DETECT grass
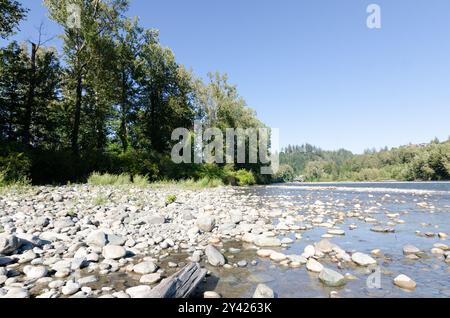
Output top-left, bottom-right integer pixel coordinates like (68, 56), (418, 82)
(87, 172), (149, 187)
(0, 170), (32, 195)
(151, 177), (224, 190)
(92, 194), (109, 206)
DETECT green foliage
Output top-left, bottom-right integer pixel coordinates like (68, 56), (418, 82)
(165, 194), (177, 205)
(282, 141), (450, 182)
(0, 2), (265, 186)
(0, 151), (31, 186)
(0, 0), (28, 39)
(229, 169), (256, 186)
(273, 164), (295, 182)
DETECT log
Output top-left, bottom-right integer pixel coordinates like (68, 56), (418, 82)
(147, 262), (207, 298)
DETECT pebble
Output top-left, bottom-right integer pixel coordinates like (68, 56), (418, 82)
(62, 282), (80, 296)
(23, 265), (48, 279)
(306, 259), (324, 273)
(253, 284), (274, 298)
(102, 245), (126, 260)
(319, 268), (346, 287)
(393, 274), (416, 290)
(204, 291), (221, 298)
(351, 252), (377, 266)
(205, 245), (226, 266)
(140, 273), (162, 284)
(133, 262), (158, 274)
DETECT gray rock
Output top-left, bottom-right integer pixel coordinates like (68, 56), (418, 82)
(133, 261), (158, 274)
(253, 284), (274, 298)
(62, 281), (80, 296)
(107, 234), (126, 246)
(197, 216), (216, 232)
(140, 273), (162, 284)
(371, 226), (395, 233)
(53, 219), (74, 230)
(0, 235), (22, 255)
(352, 252), (377, 266)
(205, 245), (225, 266)
(126, 285), (152, 298)
(403, 245), (420, 255)
(86, 230), (107, 248)
(253, 236), (282, 247)
(78, 275), (98, 285)
(306, 259), (324, 273)
(0, 287), (29, 298)
(394, 274), (416, 290)
(102, 245), (126, 260)
(319, 268), (347, 287)
(145, 215), (165, 225)
(23, 265), (48, 279)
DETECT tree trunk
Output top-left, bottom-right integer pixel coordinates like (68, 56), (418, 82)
(119, 68), (129, 152)
(147, 263), (207, 298)
(23, 42), (37, 146)
(71, 72), (82, 156)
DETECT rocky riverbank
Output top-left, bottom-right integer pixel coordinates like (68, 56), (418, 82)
(0, 185), (449, 298)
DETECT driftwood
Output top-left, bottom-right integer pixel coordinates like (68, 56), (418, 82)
(147, 262), (207, 298)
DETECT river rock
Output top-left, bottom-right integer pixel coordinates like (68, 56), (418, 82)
(403, 245), (420, 255)
(269, 252), (287, 262)
(140, 273), (162, 284)
(253, 284), (274, 298)
(253, 236), (281, 247)
(205, 245), (225, 266)
(315, 239), (335, 254)
(319, 268), (347, 287)
(0, 235), (22, 255)
(196, 216), (216, 232)
(62, 281), (80, 296)
(351, 252), (377, 266)
(303, 245), (316, 258)
(306, 259), (323, 273)
(133, 261), (158, 274)
(126, 285), (152, 298)
(23, 265), (48, 279)
(86, 230), (107, 247)
(393, 274), (416, 290)
(204, 291), (221, 298)
(256, 249), (274, 258)
(0, 287), (29, 298)
(102, 245), (126, 260)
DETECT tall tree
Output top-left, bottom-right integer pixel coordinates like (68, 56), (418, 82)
(0, 0), (28, 39)
(44, 0), (128, 156)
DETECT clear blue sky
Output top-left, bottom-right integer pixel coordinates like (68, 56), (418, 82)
(3, 0), (450, 153)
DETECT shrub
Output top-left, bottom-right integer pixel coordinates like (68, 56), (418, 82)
(0, 152), (31, 186)
(165, 194), (177, 205)
(231, 169), (256, 186)
(273, 164), (295, 182)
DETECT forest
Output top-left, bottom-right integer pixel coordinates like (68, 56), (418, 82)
(0, 0), (268, 186)
(280, 139), (450, 182)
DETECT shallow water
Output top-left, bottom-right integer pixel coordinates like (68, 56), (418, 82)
(205, 182), (450, 298)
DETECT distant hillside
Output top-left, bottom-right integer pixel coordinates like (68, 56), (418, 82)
(280, 139), (450, 182)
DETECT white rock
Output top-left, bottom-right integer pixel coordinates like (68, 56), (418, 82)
(306, 259), (324, 273)
(102, 245), (126, 260)
(393, 274), (416, 290)
(253, 284), (274, 298)
(351, 252), (377, 266)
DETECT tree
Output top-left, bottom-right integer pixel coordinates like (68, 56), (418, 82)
(44, 0), (129, 156)
(0, 0), (28, 39)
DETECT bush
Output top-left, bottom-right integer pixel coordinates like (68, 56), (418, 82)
(165, 194), (177, 205)
(273, 164), (295, 182)
(0, 152), (31, 186)
(230, 169), (256, 186)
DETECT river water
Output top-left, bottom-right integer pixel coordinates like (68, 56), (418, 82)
(205, 182), (450, 298)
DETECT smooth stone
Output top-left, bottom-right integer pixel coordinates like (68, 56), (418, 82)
(86, 230), (107, 248)
(319, 268), (347, 287)
(371, 226), (395, 233)
(0, 235), (22, 255)
(306, 259), (324, 273)
(253, 236), (281, 248)
(204, 291), (221, 298)
(23, 265), (48, 279)
(303, 245), (316, 258)
(253, 284), (274, 298)
(403, 245), (420, 255)
(196, 216), (216, 233)
(140, 273), (162, 284)
(205, 245), (226, 266)
(0, 287), (29, 298)
(269, 252), (287, 262)
(126, 285), (152, 298)
(62, 282), (80, 296)
(256, 249), (274, 258)
(133, 262), (158, 275)
(102, 245), (126, 260)
(351, 252), (377, 266)
(237, 260), (248, 267)
(394, 274), (416, 290)
(328, 229), (345, 236)
(78, 275), (98, 285)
